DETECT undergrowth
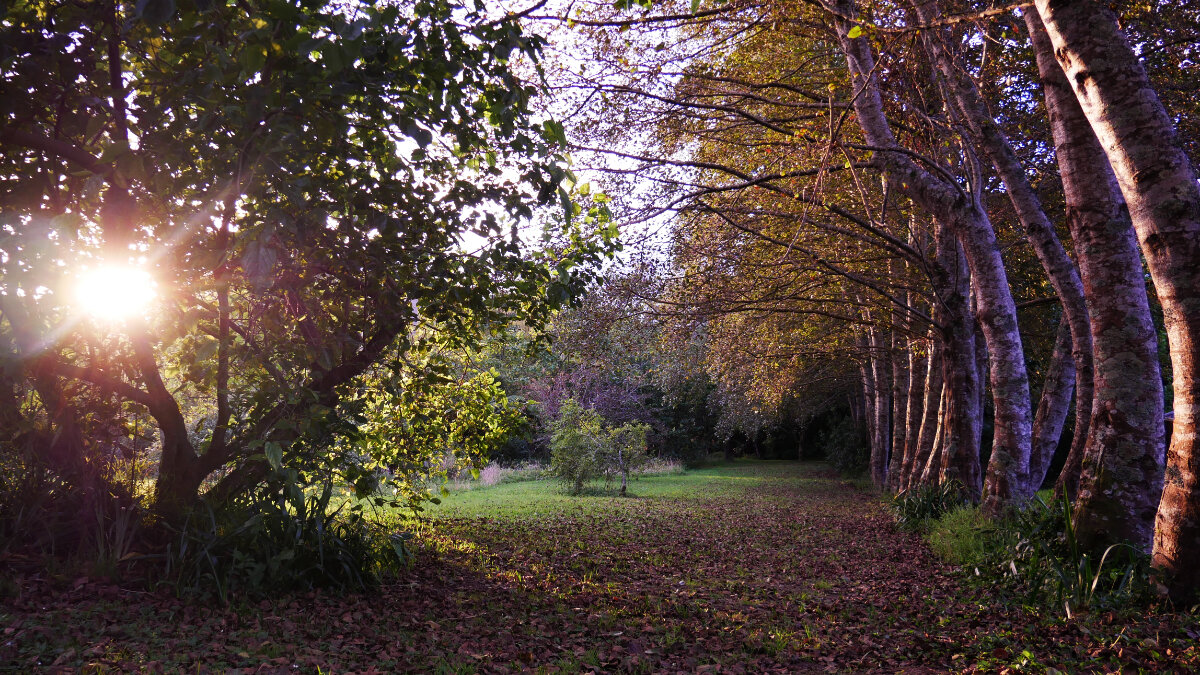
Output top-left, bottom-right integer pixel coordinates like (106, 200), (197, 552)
(0, 456), (411, 603)
(159, 479), (411, 602)
(891, 481), (967, 532)
(921, 494), (1154, 617)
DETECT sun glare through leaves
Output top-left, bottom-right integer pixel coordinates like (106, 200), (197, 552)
(74, 265), (157, 321)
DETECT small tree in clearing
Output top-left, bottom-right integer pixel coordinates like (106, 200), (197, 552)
(550, 399), (607, 494)
(550, 399), (650, 495)
(609, 422), (650, 496)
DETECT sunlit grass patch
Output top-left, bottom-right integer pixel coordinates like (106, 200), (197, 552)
(425, 461), (820, 519)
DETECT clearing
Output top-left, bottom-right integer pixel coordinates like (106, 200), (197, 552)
(3, 461), (1198, 673)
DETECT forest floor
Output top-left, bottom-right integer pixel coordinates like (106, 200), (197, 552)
(3, 461), (1199, 673)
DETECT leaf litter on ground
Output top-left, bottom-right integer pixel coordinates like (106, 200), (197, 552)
(2, 462), (1197, 673)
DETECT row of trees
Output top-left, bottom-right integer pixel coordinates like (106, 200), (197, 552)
(544, 0), (1200, 600)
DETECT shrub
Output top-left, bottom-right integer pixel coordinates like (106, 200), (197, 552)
(549, 399), (651, 495)
(892, 481), (967, 532)
(163, 479), (409, 602)
(923, 495), (1153, 616)
(550, 400), (609, 493)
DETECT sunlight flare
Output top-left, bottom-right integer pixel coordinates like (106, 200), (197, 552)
(74, 265), (157, 321)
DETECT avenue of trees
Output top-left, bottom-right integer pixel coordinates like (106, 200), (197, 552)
(3, 0), (1200, 606)
(539, 0), (1200, 601)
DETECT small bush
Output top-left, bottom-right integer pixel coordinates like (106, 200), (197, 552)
(164, 479), (408, 602)
(549, 399), (650, 495)
(892, 481), (967, 532)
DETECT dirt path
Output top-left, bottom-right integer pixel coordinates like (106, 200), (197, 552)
(2, 462), (1196, 672)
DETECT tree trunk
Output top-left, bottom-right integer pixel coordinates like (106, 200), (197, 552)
(935, 231), (983, 500)
(856, 329), (877, 478)
(831, 6), (1032, 511)
(908, 330), (944, 490)
(888, 302), (910, 492)
(1029, 319), (1076, 490)
(867, 324), (892, 488)
(899, 339), (927, 491)
(917, 0), (1093, 501)
(920, 382), (948, 486)
(619, 447), (627, 496)
(1027, 8), (1168, 555)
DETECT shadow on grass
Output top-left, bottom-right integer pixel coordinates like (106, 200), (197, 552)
(561, 484), (646, 499)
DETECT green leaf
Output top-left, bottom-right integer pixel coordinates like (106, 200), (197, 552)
(542, 120), (567, 147)
(847, 25), (863, 39)
(690, 0), (700, 13)
(265, 441), (283, 471)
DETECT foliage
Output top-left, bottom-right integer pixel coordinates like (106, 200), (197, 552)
(549, 399), (650, 494)
(350, 363), (526, 509)
(164, 480), (407, 602)
(891, 481), (968, 532)
(0, 451), (142, 563)
(0, 0), (615, 526)
(475, 268), (722, 466)
(924, 497), (1154, 617)
(550, 400), (609, 493)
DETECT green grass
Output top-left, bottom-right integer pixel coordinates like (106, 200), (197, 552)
(426, 460), (811, 519)
(926, 504), (992, 566)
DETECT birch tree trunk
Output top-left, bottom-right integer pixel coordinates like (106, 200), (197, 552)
(829, 6), (1030, 509)
(868, 325), (893, 488)
(920, 383), (948, 486)
(900, 340), (927, 490)
(1027, 9), (1167, 554)
(888, 293), (911, 492)
(935, 231), (983, 499)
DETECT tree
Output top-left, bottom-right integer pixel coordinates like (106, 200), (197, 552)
(1024, 10), (1164, 553)
(0, 0), (614, 522)
(550, 398), (610, 493)
(1033, 0), (1200, 601)
(549, 398), (649, 495)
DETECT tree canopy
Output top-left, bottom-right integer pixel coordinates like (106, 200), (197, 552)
(0, 0), (615, 521)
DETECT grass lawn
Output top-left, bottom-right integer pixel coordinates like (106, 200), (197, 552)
(2, 460), (1198, 673)
(426, 460), (806, 519)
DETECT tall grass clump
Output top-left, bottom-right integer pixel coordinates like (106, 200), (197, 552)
(926, 505), (991, 566)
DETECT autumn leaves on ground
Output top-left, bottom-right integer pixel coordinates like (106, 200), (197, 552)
(3, 462), (1196, 673)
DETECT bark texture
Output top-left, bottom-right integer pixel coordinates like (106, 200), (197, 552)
(908, 331), (944, 490)
(1033, 4), (1187, 572)
(888, 309), (911, 492)
(1029, 320), (1076, 490)
(934, 230), (982, 499)
(917, 0), (1093, 500)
